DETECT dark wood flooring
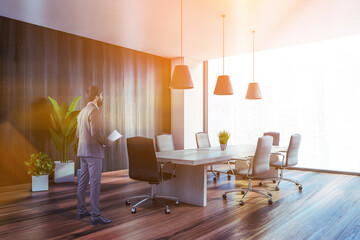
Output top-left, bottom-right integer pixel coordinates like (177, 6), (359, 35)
(0, 169), (359, 240)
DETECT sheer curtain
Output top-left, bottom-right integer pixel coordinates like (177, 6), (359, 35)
(208, 34), (360, 173)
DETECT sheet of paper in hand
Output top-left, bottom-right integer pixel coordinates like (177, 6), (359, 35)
(108, 130), (123, 141)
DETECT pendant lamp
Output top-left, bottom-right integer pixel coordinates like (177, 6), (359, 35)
(170, 0), (194, 89)
(245, 31), (262, 99)
(214, 15), (234, 95)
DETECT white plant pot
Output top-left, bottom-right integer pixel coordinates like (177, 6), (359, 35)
(220, 144), (227, 151)
(54, 161), (75, 183)
(32, 175), (49, 192)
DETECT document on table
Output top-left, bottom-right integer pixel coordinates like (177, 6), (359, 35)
(108, 130), (123, 141)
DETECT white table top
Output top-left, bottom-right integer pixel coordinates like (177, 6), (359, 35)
(156, 145), (287, 166)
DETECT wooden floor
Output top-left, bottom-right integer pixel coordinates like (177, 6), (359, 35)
(0, 169), (359, 240)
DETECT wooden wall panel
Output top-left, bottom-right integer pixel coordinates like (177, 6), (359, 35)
(0, 16), (171, 186)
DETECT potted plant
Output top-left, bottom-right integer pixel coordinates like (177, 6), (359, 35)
(218, 130), (230, 151)
(48, 96), (81, 183)
(25, 152), (55, 191)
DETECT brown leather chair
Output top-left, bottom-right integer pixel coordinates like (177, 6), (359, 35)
(260, 134), (302, 191)
(126, 137), (179, 214)
(223, 135), (274, 206)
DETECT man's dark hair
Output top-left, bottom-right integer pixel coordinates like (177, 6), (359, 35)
(86, 85), (102, 102)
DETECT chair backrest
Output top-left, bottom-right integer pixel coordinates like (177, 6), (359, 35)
(156, 134), (175, 152)
(126, 137), (159, 183)
(195, 132), (211, 148)
(252, 135), (273, 176)
(286, 134), (301, 167)
(264, 132), (280, 146)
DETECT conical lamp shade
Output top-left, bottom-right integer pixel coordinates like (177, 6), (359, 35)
(245, 82), (262, 99)
(170, 65), (194, 89)
(214, 75), (234, 95)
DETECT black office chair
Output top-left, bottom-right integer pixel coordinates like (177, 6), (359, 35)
(259, 134), (302, 191)
(126, 137), (179, 214)
(223, 135), (274, 206)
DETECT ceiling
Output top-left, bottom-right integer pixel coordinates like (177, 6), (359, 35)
(1, 0), (360, 60)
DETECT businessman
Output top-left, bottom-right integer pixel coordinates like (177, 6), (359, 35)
(76, 85), (114, 225)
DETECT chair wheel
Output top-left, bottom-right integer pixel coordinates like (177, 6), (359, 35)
(125, 200), (131, 205)
(275, 186), (280, 191)
(213, 177), (217, 182)
(222, 194), (227, 200)
(165, 207), (170, 214)
(131, 207), (136, 214)
(227, 175), (231, 180)
(268, 193), (272, 197)
(268, 199), (273, 205)
(259, 182), (263, 187)
(217, 172), (220, 177)
(272, 180), (277, 183)
(241, 191), (245, 195)
(239, 200), (245, 206)
(175, 200), (180, 205)
(299, 185), (303, 191)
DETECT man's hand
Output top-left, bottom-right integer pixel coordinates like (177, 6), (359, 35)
(108, 140), (115, 147)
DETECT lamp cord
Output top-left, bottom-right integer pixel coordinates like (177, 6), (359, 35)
(253, 30), (255, 83)
(222, 15), (225, 75)
(181, 0), (183, 65)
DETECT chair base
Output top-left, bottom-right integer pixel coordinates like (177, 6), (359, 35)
(223, 179), (273, 205)
(260, 168), (302, 191)
(125, 184), (179, 214)
(208, 161), (235, 181)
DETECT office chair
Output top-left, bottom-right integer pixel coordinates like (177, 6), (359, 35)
(223, 135), (274, 206)
(264, 132), (280, 146)
(259, 134), (302, 191)
(262, 131), (281, 182)
(195, 132), (231, 181)
(126, 137), (179, 214)
(195, 132), (211, 148)
(156, 134), (175, 152)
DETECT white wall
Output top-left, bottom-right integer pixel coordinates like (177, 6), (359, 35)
(184, 58), (203, 149)
(171, 57), (203, 150)
(171, 57), (184, 150)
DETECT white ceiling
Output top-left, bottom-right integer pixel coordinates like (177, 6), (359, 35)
(1, 0), (360, 60)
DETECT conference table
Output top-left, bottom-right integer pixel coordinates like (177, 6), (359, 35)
(154, 144), (286, 207)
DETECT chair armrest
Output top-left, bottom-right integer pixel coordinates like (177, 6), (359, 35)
(245, 160), (252, 176)
(159, 162), (177, 180)
(271, 152), (283, 155)
(231, 156), (253, 161)
(231, 157), (253, 176)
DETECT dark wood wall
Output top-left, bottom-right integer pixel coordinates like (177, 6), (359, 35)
(0, 16), (171, 187)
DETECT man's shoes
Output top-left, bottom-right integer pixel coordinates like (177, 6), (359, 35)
(91, 216), (112, 225)
(77, 211), (91, 220)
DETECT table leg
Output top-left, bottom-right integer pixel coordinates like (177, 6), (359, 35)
(154, 164), (207, 207)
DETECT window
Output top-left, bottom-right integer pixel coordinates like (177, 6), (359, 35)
(208, 34), (360, 173)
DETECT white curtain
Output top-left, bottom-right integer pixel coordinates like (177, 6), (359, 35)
(208, 34), (360, 173)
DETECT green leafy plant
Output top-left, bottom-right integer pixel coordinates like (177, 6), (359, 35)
(218, 130), (230, 144)
(25, 152), (55, 176)
(48, 96), (81, 163)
